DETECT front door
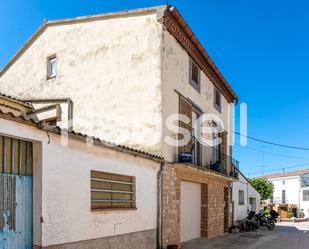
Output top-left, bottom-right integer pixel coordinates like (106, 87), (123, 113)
(180, 181), (201, 242)
(0, 136), (33, 249)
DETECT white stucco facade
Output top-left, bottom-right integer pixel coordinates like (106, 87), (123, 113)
(232, 170), (260, 222)
(0, 117), (160, 247)
(270, 176), (300, 205)
(268, 175), (309, 218)
(0, 11), (163, 155)
(161, 30), (233, 162)
(0, 7), (236, 165)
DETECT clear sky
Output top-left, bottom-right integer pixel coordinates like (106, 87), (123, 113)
(1, 0), (309, 177)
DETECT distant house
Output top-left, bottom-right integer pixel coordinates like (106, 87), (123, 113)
(0, 93), (162, 249)
(262, 168), (309, 218)
(232, 169), (260, 222)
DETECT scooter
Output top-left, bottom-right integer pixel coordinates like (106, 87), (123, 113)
(270, 209), (279, 223)
(256, 210), (275, 230)
(245, 211), (259, 231)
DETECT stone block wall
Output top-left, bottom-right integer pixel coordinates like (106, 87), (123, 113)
(161, 164), (233, 248)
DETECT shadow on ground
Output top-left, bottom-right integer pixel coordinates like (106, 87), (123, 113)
(181, 222), (309, 249)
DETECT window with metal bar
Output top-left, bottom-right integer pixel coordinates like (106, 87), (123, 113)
(303, 190), (309, 201)
(0, 135), (33, 176)
(91, 171), (135, 210)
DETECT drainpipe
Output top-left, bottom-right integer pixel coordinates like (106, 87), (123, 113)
(157, 162), (164, 249)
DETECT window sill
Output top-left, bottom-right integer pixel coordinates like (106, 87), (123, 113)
(91, 207), (137, 212)
(214, 104), (222, 113)
(47, 75), (56, 80)
(189, 81), (201, 94)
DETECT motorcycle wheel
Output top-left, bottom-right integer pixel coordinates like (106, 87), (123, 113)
(267, 221), (275, 230)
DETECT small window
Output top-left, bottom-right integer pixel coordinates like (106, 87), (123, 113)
(214, 88), (221, 112)
(303, 190), (309, 201)
(91, 171), (135, 210)
(282, 190), (286, 204)
(47, 56), (57, 79)
(282, 180), (285, 185)
(239, 190), (245, 205)
(189, 59), (200, 92)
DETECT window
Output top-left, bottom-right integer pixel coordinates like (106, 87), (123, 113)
(214, 88), (221, 112)
(282, 190), (286, 204)
(303, 190), (309, 201)
(90, 171), (135, 210)
(282, 180), (285, 185)
(212, 121), (220, 163)
(189, 59), (200, 92)
(47, 56), (57, 79)
(239, 190), (245, 205)
(270, 195), (274, 204)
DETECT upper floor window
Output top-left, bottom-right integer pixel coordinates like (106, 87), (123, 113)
(214, 88), (221, 112)
(189, 59), (200, 92)
(303, 190), (309, 201)
(47, 55), (57, 79)
(239, 190), (245, 205)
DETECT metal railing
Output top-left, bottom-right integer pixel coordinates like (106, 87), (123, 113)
(269, 197), (289, 204)
(174, 135), (240, 179)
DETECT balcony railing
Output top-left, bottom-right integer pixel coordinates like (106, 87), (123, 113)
(269, 197), (289, 204)
(173, 135), (239, 179)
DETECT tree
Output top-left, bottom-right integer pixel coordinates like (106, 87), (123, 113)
(250, 178), (274, 202)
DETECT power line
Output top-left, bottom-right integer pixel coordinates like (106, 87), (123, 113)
(235, 143), (309, 160)
(234, 131), (309, 151)
(246, 162), (309, 176)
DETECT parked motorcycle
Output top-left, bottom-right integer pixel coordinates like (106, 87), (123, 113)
(256, 210), (275, 230)
(245, 211), (259, 231)
(270, 209), (279, 223)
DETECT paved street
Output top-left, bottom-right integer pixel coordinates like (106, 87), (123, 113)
(182, 222), (309, 249)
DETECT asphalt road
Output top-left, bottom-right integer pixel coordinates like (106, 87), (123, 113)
(182, 222), (309, 249)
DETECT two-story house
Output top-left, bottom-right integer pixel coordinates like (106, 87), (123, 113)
(0, 5), (239, 248)
(263, 168), (309, 219)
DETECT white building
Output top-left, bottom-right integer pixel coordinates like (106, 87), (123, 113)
(0, 5), (240, 248)
(0, 94), (162, 249)
(232, 169), (260, 222)
(263, 168), (309, 218)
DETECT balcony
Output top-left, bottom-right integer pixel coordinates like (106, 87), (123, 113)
(173, 135), (239, 179)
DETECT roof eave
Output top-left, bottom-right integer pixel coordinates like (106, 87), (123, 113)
(165, 6), (238, 103)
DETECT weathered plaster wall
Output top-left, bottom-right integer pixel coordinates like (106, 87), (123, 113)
(0, 118), (160, 247)
(41, 132), (159, 247)
(161, 30), (233, 162)
(0, 13), (163, 155)
(232, 172), (260, 222)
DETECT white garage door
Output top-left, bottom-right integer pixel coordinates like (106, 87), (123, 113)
(180, 181), (201, 242)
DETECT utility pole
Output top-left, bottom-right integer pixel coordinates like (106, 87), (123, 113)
(260, 165), (268, 175)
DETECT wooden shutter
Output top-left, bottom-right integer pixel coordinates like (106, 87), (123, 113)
(219, 131), (228, 174)
(179, 95), (193, 153)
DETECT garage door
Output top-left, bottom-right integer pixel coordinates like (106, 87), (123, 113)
(180, 181), (201, 242)
(0, 136), (33, 249)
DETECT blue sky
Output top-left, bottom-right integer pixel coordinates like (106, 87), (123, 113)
(1, 0), (309, 177)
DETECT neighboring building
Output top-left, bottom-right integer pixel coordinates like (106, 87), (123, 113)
(0, 5), (239, 248)
(232, 169), (260, 223)
(262, 168), (309, 218)
(0, 94), (162, 249)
